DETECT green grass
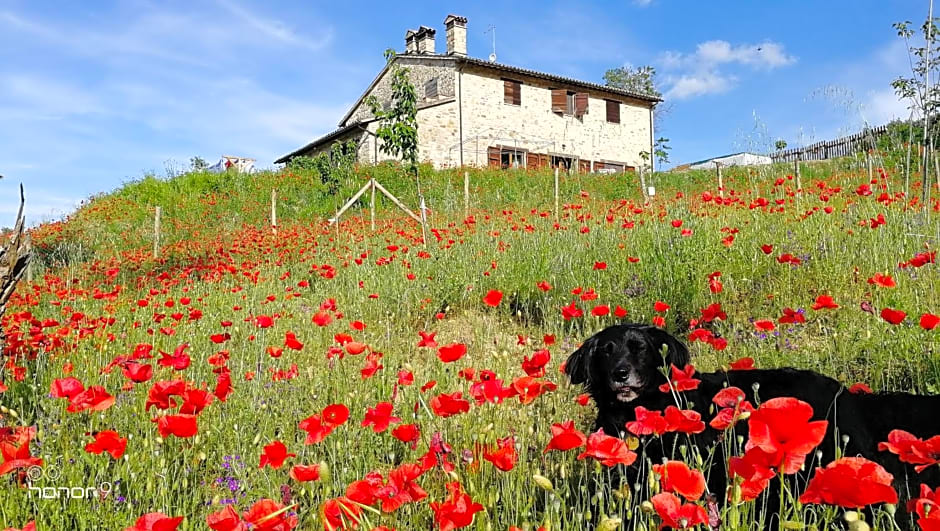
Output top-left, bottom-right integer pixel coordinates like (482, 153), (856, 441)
(1, 155), (938, 529)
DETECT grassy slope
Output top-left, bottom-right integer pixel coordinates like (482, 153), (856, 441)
(1, 157), (938, 529)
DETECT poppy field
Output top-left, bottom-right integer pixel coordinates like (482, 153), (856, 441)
(1, 159), (939, 530)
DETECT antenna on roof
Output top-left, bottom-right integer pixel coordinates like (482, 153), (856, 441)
(484, 25), (497, 62)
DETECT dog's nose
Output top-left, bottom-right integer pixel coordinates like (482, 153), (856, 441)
(612, 369), (630, 382)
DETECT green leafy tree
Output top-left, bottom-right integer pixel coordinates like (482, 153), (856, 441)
(654, 137), (671, 167)
(366, 49), (419, 176)
(189, 156), (207, 171)
(775, 139), (788, 151)
(603, 65), (661, 99)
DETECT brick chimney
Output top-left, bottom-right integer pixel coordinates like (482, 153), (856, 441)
(414, 26), (436, 54)
(444, 15), (467, 56)
(404, 29), (417, 54)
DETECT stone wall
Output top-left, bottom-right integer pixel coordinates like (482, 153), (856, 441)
(456, 64), (653, 170)
(343, 56), (456, 126)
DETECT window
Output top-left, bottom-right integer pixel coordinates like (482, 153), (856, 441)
(503, 79), (521, 105)
(595, 162), (624, 174)
(425, 77), (439, 100)
(500, 149), (526, 169)
(551, 155), (573, 172)
(552, 89), (588, 116)
(606, 100), (620, 123)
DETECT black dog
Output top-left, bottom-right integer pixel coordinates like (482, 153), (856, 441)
(565, 323), (940, 528)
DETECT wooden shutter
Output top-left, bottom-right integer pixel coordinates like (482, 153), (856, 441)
(606, 100), (620, 123)
(551, 89), (566, 113)
(487, 146), (501, 167)
(574, 93), (589, 117)
(579, 159), (591, 173)
(527, 152), (542, 170)
(425, 78), (438, 99)
(504, 80), (521, 105)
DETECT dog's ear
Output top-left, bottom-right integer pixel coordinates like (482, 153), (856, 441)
(565, 336), (599, 386)
(643, 327), (690, 369)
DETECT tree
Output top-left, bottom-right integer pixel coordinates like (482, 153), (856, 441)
(603, 65), (661, 99)
(190, 156), (207, 171)
(366, 49), (419, 176)
(654, 137), (671, 167)
(775, 139), (788, 151)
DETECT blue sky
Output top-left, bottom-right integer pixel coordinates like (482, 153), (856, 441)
(0, 0), (928, 223)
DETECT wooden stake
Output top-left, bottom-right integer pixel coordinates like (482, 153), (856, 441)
(329, 180), (373, 225)
(25, 238), (32, 284)
(372, 180), (423, 223)
(795, 155), (802, 191)
(271, 189), (277, 234)
(867, 154), (873, 183)
(153, 206), (161, 259)
(554, 167), (560, 221)
(639, 167), (648, 203)
(715, 162), (724, 198)
(463, 171), (469, 218)
(370, 178), (376, 231)
(419, 196), (429, 248)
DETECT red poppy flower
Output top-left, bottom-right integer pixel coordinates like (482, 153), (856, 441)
(437, 343), (468, 363)
(591, 305), (610, 316)
(664, 406), (706, 434)
(778, 307), (806, 324)
(284, 332), (303, 351)
(84, 430), (128, 459)
(909, 484), (940, 527)
(122, 362), (153, 383)
(361, 402), (400, 433)
(259, 440), (295, 470)
(760, 244), (774, 254)
(242, 499), (298, 530)
(881, 307), (907, 325)
(561, 301), (583, 320)
(653, 460), (706, 501)
(66, 386), (115, 413)
(799, 457), (898, 508)
(483, 436), (518, 471)
(754, 320), (775, 331)
(311, 310), (332, 327)
(344, 341), (367, 355)
(812, 295), (839, 310)
(654, 301), (671, 312)
(626, 406), (668, 436)
(537, 280), (552, 291)
(206, 505), (243, 531)
(878, 430), (940, 472)
(50, 377), (85, 399)
(593, 261), (607, 270)
(508, 376), (557, 404)
(849, 382), (873, 394)
(650, 492), (708, 529)
(521, 349), (551, 377)
(429, 482), (484, 531)
(544, 420), (587, 453)
(289, 463), (322, 482)
(392, 424), (421, 450)
(482, 290), (503, 307)
(152, 414), (198, 438)
(747, 397), (827, 474)
(699, 303), (726, 322)
(658, 364), (700, 393)
(729, 447), (777, 501)
(0, 427), (42, 478)
(430, 392), (471, 418)
(210, 333), (231, 344)
(123, 513), (184, 531)
(867, 273), (896, 288)
(614, 305), (628, 318)
(652, 315), (666, 327)
(709, 386), (754, 430)
(921, 313), (940, 331)
(157, 344), (191, 371)
(417, 331), (438, 348)
(729, 357), (755, 370)
(179, 388), (214, 415)
(578, 430), (637, 467)
(255, 315), (274, 328)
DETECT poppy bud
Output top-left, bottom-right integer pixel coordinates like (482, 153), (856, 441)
(532, 474), (554, 492)
(597, 517), (622, 531)
(640, 500), (655, 514)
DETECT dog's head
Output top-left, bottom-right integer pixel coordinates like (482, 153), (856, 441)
(564, 324), (690, 403)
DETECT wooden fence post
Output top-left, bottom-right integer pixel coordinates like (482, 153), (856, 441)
(867, 154), (873, 183)
(554, 167), (560, 221)
(795, 155), (802, 191)
(639, 167), (648, 203)
(464, 171), (469, 218)
(715, 162), (724, 198)
(153, 206), (161, 259)
(370, 178), (376, 231)
(26, 238), (32, 284)
(271, 189), (277, 234)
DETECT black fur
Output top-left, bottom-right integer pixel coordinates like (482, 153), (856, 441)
(565, 324), (940, 528)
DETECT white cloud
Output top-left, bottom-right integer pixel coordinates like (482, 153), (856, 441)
(665, 72), (735, 100)
(215, 0), (333, 52)
(658, 39), (796, 100)
(633, 0), (654, 6)
(862, 87), (913, 124)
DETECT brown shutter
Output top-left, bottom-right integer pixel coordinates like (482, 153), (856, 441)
(606, 100), (620, 123)
(504, 80), (521, 105)
(574, 93), (589, 117)
(579, 159), (591, 173)
(487, 146), (500, 167)
(425, 78), (438, 99)
(540, 153), (549, 168)
(551, 89), (566, 113)
(527, 152), (541, 170)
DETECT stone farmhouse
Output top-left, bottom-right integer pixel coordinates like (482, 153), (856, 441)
(276, 15), (661, 173)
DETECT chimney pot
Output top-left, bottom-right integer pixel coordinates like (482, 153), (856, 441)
(444, 15), (467, 56)
(404, 29), (417, 54)
(414, 26), (436, 54)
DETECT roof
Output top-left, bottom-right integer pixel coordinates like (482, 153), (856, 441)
(456, 56), (662, 104)
(687, 152), (772, 168)
(337, 53), (660, 127)
(274, 121), (363, 164)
